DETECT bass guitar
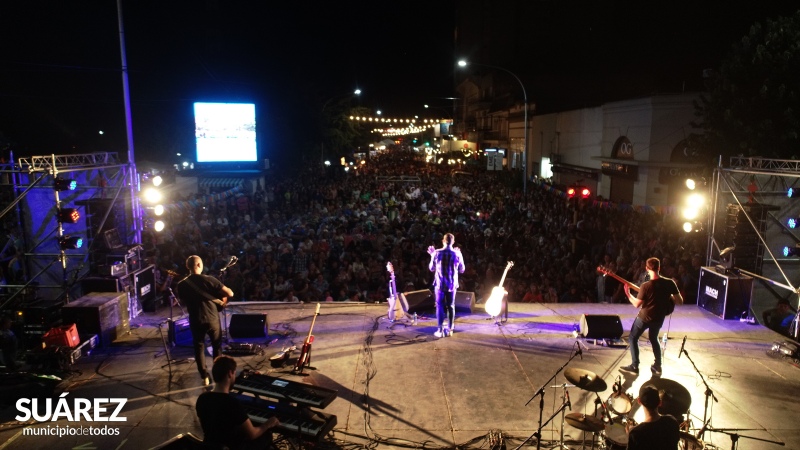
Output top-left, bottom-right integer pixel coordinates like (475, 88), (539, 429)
(293, 303), (321, 375)
(485, 261), (514, 318)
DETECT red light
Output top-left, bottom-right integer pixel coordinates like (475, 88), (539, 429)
(57, 208), (80, 224)
(567, 188), (576, 197)
(581, 188), (591, 198)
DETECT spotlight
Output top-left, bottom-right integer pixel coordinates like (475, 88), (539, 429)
(154, 220), (165, 232)
(783, 244), (800, 257)
(580, 187), (591, 199)
(57, 208), (80, 224)
(143, 187), (162, 203)
(789, 218), (799, 229)
(58, 236), (83, 250)
(54, 177), (77, 191)
(683, 221), (703, 233)
(567, 187), (576, 198)
(152, 175), (163, 187)
(788, 188), (796, 198)
(685, 178), (696, 190)
(154, 205), (165, 216)
(686, 193), (705, 208)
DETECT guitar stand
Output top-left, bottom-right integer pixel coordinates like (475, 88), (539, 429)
(292, 349), (314, 376)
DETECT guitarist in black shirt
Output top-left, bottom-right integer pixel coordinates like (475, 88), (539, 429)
(620, 257), (683, 376)
(177, 255), (233, 386)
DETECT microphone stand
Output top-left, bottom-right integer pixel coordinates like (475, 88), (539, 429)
(217, 256), (237, 342)
(704, 427), (785, 449)
(680, 344), (717, 440)
(515, 347), (582, 450)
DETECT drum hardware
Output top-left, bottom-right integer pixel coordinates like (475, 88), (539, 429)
(515, 343), (586, 450)
(604, 415), (636, 450)
(675, 338), (716, 440)
(565, 412), (604, 450)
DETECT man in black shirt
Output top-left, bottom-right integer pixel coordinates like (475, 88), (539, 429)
(620, 257), (683, 376)
(626, 385), (680, 450)
(178, 255), (233, 385)
(196, 356), (279, 449)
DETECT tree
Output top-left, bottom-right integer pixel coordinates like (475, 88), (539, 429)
(694, 10), (800, 159)
(322, 102), (371, 159)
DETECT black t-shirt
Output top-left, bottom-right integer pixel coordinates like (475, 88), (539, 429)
(637, 277), (679, 323)
(627, 414), (680, 450)
(196, 392), (249, 449)
(177, 274), (225, 325)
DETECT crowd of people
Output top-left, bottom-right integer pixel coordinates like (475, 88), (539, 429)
(146, 149), (706, 311)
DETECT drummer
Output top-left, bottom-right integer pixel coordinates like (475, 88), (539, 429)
(626, 385), (680, 450)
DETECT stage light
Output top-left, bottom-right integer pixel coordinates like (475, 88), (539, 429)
(783, 244), (800, 257)
(154, 205), (164, 216)
(682, 207), (700, 220)
(788, 188), (796, 198)
(54, 177), (77, 191)
(57, 208), (80, 223)
(581, 187), (591, 199)
(154, 220), (165, 232)
(789, 218), (799, 229)
(686, 178), (696, 190)
(143, 187), (162, 203)
(683, 221), (703, 233)
(152, 175), (163, 187)
(58, 236), (83, 250)
(686, 193), (705, 208)
(567, 187), (576, 198)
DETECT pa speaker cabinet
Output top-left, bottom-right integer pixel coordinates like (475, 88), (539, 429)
(132, 265), (157, 312)
(579, 314), (623, 339)
(229, 313), (268, 339)
(698, 266), (753, 320)
(62, 291), (129, 347)
(401, 289), (434, 313)
(454, 291), (476, 313)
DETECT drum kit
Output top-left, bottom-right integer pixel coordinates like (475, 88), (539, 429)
(561, 368), (701, 449)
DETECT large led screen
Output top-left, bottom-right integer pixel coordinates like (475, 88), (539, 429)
(194, 102), (257, 162)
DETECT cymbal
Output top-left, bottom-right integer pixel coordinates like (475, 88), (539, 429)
(564, 368), (608, 392)
(565, 412), (605, 432)
(642, 378), (692, 417)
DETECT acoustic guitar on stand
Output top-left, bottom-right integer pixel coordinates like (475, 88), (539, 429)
(293, 303), (321, 375)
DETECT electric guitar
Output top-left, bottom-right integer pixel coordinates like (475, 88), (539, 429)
(293, 303), (321, 374)
(485, 261), (514, 317)
(596, 265), (640, 292)
(386, 262), (404, 321)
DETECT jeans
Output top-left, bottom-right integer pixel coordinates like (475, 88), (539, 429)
(191, 320), (221, 378)
(435, 289), (456, 331)
(628, 316), (664, 368)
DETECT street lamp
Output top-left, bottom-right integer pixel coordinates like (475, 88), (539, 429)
(458, 60), (528, 195)
(321, 88), (362, 165)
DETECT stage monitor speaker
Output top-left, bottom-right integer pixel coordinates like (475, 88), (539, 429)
(401, 289), (434, 313)
(454, 291), (476, 313)
(579, 314), (623, 339)
(229, 314), (268, 339)
(698, 266), (753, 320)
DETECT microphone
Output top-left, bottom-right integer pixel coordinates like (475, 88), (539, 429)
(679, 335), (687, 359)
(565, 390), (571, 411)
(575, 342), (582, 360)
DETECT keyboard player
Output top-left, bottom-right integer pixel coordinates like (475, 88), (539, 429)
(196, 356), (281, 450)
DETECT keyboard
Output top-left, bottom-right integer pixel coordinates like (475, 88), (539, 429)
(233, 371), (337, 409)
(232, 393), (337, 441)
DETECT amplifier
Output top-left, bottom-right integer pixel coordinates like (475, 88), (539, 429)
(698, 267), (753, 320)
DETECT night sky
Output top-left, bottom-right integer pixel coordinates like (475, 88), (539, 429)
(0, 1), (797, 166)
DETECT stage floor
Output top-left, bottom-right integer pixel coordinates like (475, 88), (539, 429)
(1, 301), (798, 450)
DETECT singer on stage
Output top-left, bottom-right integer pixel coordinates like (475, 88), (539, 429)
(428, 233), (465, 338)
(177, 255), (234, 386)
(620, 257), (683, 376)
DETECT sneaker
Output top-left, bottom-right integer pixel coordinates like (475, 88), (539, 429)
(434, 330), (444, 338)
(443, 328), (451, 337)
(650, 365), (662, 376)
(619, 364), (639, 374)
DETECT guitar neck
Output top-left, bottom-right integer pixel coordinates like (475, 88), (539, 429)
(605, 272), (640, 291)
(305, 303), (321, 343)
